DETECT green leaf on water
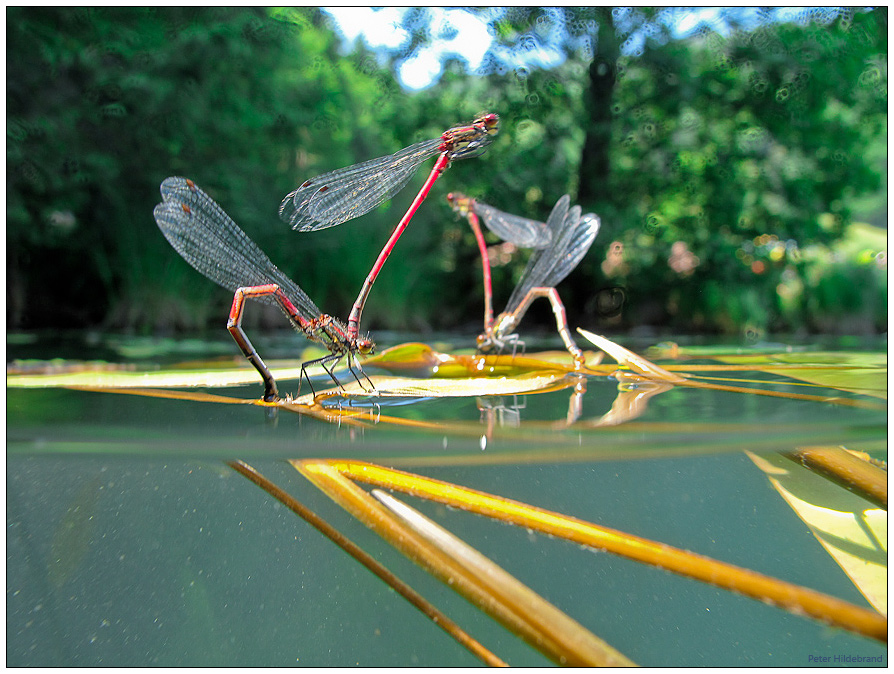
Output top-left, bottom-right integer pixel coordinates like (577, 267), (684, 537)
(705, 352), (886, 400)
(290, 372), (573, 405)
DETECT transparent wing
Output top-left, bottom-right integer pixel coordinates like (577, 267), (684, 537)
(155, 177), (322, 318)
(503, 196), (599, 313)
(541, 212), (600, 288)
(544, 195), (571, 238)
(501, 195), (569, 311)
(279, 138), (443, 232)
(472, 201), (552, 248)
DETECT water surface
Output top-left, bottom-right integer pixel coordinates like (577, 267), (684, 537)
(7, 332), (887, 666)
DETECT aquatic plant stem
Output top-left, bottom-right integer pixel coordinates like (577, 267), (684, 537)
(294, 459), (635, 667)
(227, 460), (507, 667)
(318, 459), (887, 643)
(785, 446), (887, 509)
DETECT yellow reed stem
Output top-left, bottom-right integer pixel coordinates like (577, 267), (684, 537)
(294, 459), (636, 667)
(321, 460), (887, 643)
(785, 446), (887, 509)
(228, 460), (507, 667)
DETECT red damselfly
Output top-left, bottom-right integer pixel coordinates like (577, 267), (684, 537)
(448, 192), (600, 367)
(154, 177), (374, 402)
(280, 113), (499, 339)
(447, 191), (552, 329)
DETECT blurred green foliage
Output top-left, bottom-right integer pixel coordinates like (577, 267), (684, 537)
(6, 7), (887, 338)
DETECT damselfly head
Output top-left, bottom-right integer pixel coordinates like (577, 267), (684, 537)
(476, 333), (495, 353)
(476, 112), (500, 135)
(446, 192), (471, 216)
(355, 335), (375, 355)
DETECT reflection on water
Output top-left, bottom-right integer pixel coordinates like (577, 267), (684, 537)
(6, 334), (887, 666)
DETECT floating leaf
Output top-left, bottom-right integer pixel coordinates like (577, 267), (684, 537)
(291, 371), (573, 405)
(648, 348), (885, 392)
(7, 364), (286, 390)
(708, 352), (887, 400)
(646, 342), (818, 359)
(366, 342), (602, 379)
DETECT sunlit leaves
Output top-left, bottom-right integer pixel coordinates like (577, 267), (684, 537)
(8, 7), (886, 338)
(599, 9), (886, 333)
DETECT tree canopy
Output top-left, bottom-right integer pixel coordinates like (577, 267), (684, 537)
(7, 7), (887, 337)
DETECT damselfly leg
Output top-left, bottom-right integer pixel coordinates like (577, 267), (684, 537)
(299, 350), (375, 399)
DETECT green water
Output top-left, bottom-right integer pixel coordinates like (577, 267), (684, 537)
(6, 333), (887, 666)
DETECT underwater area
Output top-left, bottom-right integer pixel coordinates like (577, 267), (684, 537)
(6, 330), (887, 666)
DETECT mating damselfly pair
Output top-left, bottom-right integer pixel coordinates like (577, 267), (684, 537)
(154, 112), (601, 401)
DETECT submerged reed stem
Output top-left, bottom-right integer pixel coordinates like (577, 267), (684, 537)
(227, 460), (507, 667)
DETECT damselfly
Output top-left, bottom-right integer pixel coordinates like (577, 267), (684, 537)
(448, 192), (600, 366)
(154, 177), (374, 402)
(281, 113), (499, 339)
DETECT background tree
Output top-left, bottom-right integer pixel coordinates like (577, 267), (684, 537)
(6, 7), (887, 338)
(446, 6), (886, 334)
(7, 7), (414, 331)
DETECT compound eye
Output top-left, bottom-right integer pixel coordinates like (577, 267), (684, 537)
(357, 339), (375, 354)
